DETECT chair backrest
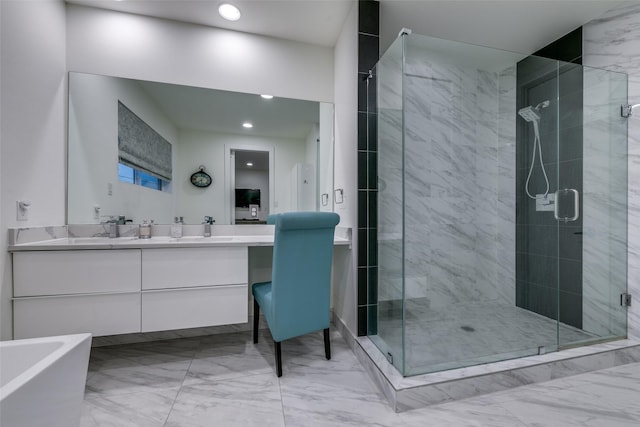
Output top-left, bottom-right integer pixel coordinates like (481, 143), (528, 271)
(269, 211), (340, 341)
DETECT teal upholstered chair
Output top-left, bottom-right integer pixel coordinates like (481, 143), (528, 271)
(252, 211), (340, 377)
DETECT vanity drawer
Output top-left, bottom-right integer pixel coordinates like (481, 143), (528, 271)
(13, 250), (141, 297)
(141, 247), (248, 290)
(141, 284), (248, 332)
(13, 293), (141, 339)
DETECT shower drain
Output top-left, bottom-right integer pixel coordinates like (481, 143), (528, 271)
(460, 325), (475, 332)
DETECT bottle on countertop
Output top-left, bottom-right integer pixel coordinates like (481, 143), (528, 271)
(139, 220), (152, 239)
(203, 215), (214, 237)
(171, 216), (183, 238)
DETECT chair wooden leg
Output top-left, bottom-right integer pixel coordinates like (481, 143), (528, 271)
(275, 341), (282, 377)
(323, 328), (331, 360)
(253, 298), (260, 344)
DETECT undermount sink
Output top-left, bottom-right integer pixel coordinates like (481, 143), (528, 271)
(67, 237), (137, 244)
(132, 236), (237, 243)
(174, 236), (236, 242)
(42, 235), (242, 246)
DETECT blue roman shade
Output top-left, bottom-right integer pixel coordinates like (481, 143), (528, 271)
(118, 101), (172, 181)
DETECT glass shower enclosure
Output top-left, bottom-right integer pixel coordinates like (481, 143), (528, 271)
(370, 33), (628, 377)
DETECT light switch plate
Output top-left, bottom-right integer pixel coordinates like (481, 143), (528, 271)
(16, 201), (28, 221)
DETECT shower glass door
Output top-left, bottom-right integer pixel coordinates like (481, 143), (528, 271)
(557, 64), (628, 347)
(517, 56), (628, 353)
(371, 38), (405, 373)
(371, 32), (628, 377)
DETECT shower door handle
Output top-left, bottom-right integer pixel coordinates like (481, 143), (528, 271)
(554, 189), (579, 222)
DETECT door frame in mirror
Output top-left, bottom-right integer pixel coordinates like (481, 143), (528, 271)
(224, 144), (275, 224)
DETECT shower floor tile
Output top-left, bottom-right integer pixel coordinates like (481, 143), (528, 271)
(375, 300), (597, 375)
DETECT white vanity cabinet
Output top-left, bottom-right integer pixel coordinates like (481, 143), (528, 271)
(12, 250), (142, 339)
(140, 247), (248, 332)
(12, 246), (250, 339)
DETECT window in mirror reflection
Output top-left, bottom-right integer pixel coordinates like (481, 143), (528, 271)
(118, 163), (167, 192)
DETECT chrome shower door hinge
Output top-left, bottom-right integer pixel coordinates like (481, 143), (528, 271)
(621, 293), (632, 307)
(386, 352), (394, 364)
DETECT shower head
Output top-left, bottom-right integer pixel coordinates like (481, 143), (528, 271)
(535, 100), (550, 110)
(518, 106), (540, 123)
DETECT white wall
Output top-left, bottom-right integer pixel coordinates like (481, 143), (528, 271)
(304, 124), (319, 210)
(332, 2), (358, 335)
(0, 0), (67, 340)
(68, 73), (177, 224)
(66, 5), (334, 103)
(176, 129), (306, 223)
(319, 103), (336, 213)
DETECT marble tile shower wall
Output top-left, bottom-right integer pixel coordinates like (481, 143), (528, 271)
(583, 3), (640, 341)
(377, 54), (517, 308)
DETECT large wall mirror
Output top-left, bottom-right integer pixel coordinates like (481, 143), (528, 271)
(68, 72), (334, 225)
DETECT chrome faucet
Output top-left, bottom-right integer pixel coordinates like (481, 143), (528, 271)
(104, 215), (125, 238)
(203, 216), (214, 237)
(104, 218), (119, 238)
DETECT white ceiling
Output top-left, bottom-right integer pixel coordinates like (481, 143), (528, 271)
(235, 149), (269, 171)
(68, 1), (627, 141)
(136, 79), (320, 139)
(66, 0), (354, 47)
(378, 0), (626, 54)
(66, 0), (625, 54)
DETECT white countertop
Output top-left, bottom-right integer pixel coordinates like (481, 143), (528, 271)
(8, 234), (351, 251)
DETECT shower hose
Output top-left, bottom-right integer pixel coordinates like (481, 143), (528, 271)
(524, 119), (550, 200)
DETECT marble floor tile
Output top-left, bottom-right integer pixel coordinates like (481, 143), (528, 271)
(85, 338), (197, 396)
(88, 337), (200, 371)
(399, 398), (528, 427)
(497, 392), (640, 426)
(279, 377), (398, 427)
(85, 360), (192, 396)
(186, 332), (275, 382)
(80, 388), (179, 427)
(81, 331), (640, 427)
(165, 373), (285, 427)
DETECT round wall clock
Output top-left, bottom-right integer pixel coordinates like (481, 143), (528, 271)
(190, 166), (212, 188)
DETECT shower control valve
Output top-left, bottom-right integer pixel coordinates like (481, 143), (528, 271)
(535, 193), (555, 212)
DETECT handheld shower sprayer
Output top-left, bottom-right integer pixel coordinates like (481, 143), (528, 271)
(519, 100), (550, 200)
(518, 106), (540, 123)
(518, 100), (549, 122)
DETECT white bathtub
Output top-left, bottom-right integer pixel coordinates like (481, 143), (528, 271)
(0, 333), (92, 427)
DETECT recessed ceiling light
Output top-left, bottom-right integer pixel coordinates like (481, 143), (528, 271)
(219, 3), (241, 21)
(242, 122), (253, 128)
(260, 94), (274, 99)
(246, 162), (253, 167)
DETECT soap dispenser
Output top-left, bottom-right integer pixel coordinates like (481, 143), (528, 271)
(171, 216), (183, 238)
(139, 220), (151, 239)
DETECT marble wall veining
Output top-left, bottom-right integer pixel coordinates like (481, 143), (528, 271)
(375, 34), (518, 373)
(583, 3), (640, 341)
(399, 56), (516, 308)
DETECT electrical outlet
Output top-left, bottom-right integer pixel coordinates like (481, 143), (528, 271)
(108, 182), (113, 196)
